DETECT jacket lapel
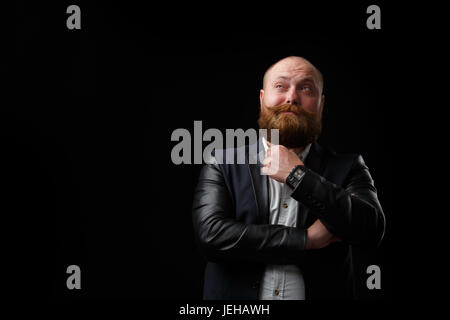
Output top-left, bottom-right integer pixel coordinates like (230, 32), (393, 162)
(248, 137), (270, 224)
(299, 142), (328, 228)
(304, 142), (326, 175)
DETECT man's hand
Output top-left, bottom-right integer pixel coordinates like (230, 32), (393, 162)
(306, 219), (342, 249)
(262, 144), (303, 182)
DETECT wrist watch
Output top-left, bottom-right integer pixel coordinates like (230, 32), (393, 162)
(286, 165), (307, 189)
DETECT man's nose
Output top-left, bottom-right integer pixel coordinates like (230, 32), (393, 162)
(285, 88), (300, 105)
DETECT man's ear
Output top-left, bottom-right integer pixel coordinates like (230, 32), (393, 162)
(259, 89), (264, 110)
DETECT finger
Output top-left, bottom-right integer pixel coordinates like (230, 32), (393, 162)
(263, 166), (276, 176)
(261, 166), (268, 175)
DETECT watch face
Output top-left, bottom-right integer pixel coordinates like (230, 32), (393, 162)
(288, 174), (297, 187)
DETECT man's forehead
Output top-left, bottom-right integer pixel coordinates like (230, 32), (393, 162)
(270, 69), (317, 84)
(263, 56), (323, 92)
(269, 60), (317, 81)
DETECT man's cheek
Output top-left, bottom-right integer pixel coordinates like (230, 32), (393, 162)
(265, 95), (283, 107)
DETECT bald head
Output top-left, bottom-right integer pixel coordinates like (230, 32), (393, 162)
(263, 56), (324, 95)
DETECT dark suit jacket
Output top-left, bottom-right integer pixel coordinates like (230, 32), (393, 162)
(192, 138), (385, 300)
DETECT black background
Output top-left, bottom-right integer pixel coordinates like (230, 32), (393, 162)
(8, 1), (398, 301)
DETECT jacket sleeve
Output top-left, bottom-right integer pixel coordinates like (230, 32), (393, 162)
(291, 155), (385, 247)
(192, 163), (307, 264)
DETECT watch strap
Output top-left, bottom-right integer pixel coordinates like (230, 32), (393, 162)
(286, 165), (306, 189)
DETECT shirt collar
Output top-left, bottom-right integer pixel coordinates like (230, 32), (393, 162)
(262, 137), (311, 162)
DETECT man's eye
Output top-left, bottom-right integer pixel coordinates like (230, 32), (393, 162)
(300, 86), (313, 94)
(275, 84), (284, 89)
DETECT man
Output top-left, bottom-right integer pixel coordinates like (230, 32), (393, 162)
(192, 56), (385, 300)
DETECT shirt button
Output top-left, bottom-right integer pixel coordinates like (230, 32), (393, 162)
(274, 289), (279, 296)
(283, 203), (288, 208)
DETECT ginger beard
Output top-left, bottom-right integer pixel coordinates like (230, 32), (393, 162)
(258, 103), (323, 149)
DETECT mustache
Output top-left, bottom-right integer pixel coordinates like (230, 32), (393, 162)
(267, 104), (316, 117)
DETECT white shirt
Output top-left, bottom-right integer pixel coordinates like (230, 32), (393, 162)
(258, 138), (311, 300)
